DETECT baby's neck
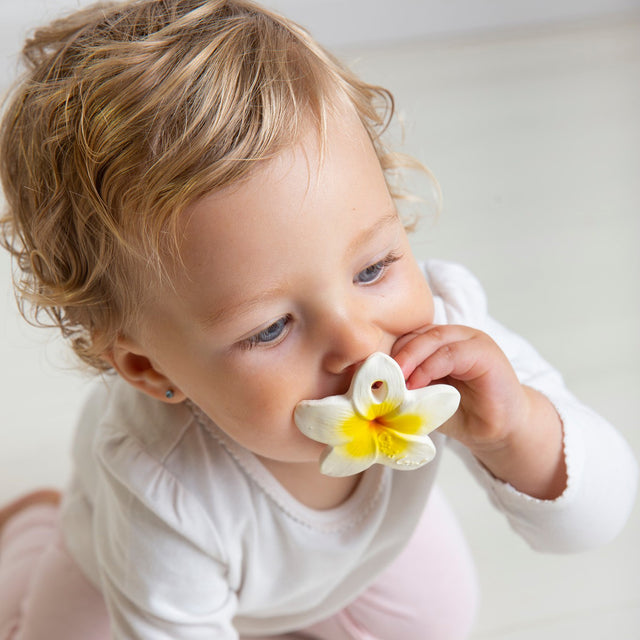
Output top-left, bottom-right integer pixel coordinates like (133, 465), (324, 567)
(257, 457), (362, 510)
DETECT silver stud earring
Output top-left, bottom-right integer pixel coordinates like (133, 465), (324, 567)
(165, 389), (175, 399)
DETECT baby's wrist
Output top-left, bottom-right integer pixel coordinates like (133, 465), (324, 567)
(469, 387), (567, 500)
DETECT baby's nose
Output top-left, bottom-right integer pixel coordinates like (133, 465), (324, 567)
(321, 313), (384, 376)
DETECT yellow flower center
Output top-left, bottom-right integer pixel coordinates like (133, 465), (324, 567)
(339, 411), (424, 460)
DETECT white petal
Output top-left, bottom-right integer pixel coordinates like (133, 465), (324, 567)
(319, 446), (378, 477)
(294, 396), (355, 445)
(399, 384), (460, 434)
(350, 352), (406, 418)
(378, 433), (437, 471)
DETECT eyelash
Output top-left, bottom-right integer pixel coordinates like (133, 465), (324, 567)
(354, 252), (401, 285)
(240, 314), (293, 350)
(239, 252), (401, 350)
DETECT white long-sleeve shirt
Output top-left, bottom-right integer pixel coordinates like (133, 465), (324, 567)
(60, 260), (638, 638)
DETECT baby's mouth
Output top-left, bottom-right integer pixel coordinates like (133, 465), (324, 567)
(293, 352), (460, 477)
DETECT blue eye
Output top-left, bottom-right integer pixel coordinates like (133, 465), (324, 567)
(355, 253), (401, 285)
(356, 262), (385, 284)
(242, 315), (291, 349)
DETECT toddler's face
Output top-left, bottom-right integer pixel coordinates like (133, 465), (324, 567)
(130, 107), (435, 468)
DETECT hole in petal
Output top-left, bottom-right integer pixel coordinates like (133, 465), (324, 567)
(371, 380), (387, 401)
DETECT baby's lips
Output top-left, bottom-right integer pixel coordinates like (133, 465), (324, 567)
(294, 352), (461, 477)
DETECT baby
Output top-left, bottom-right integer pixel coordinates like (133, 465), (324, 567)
(0, 1), (636, 639)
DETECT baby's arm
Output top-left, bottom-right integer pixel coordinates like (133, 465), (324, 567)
(93, 483), (239, 640)
(401, 261), (638, 551)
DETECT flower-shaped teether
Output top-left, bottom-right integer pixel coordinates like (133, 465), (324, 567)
(294, 352), (461, 477)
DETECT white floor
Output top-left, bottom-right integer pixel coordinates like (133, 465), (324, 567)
(1, 11), (639, 640)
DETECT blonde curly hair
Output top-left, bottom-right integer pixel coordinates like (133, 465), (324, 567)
(0, 0), (423, 371)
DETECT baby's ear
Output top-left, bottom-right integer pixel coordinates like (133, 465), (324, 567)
(103, 337), (186, 403)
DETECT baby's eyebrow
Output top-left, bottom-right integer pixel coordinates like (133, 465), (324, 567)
(199, 284), (288, 330)
(348, 209), (400, 254)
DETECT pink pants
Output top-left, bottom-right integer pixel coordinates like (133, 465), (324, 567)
(0, 489), (477, 640)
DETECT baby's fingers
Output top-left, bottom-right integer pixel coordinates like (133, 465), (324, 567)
(393, 325), (491, 389)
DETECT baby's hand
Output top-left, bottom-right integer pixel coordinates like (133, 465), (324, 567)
(392, 324), (528, 450)
(392, 325), (567, 499)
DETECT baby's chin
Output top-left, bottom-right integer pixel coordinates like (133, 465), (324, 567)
(257, 430), (326, 464)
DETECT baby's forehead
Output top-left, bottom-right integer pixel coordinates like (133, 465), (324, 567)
(168, 107), (388, 274)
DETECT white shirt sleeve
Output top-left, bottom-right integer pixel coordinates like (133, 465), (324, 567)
(426, 260), (638, 553)
(92, 422), (240, 640)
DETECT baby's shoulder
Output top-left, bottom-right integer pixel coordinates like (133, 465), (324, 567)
(421, 259), (488, 327)
(72, 379), (245, 547)
(82, 377), (195, 461)
(72, 377), (213, 505)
